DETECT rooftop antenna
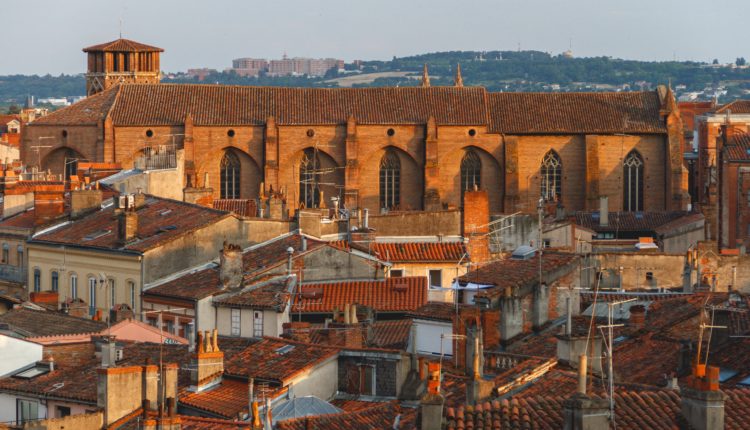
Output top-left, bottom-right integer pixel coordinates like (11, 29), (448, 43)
(599, 297), (637, 429)
(119, 18), (123, 38)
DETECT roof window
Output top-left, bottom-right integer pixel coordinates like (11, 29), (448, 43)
(719, 368), (739, 382)
(275, 345), (295, 355)
(158, 225), (178, 232)
(159, 209), (173, 216)
(83, 229), (112, 241)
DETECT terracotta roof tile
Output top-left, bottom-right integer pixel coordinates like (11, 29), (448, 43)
(488, 91), (667, 134)
(407, 301), (474, 322)
(292, 277), (428, 313)
(223, 337), (338, 385)
(716, 100), (750, 114)
(369, 242), (466, 263)
(308, 319), (412, 349)
(575, 211), (692, 233)
(457, 252), (579, 298)
(242, 234), (327, 278)
(724, 132), (750, 161)
(179, 377), (259, 419)
(109, 84), (488, 127)
(144, 265), (222, 301)
(212, 199), (257, 217)
(31, 85), (120, 125)
(32, 196), (230, 253)
(0, 307), (106, 337)
(213, 278), (293, 311)
(276, 401), (409, 430)
(82, 38), (163, 52)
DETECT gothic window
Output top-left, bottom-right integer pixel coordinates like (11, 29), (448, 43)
(220, 151), (241, 199)
(623, 151), (644, 212)
(460, 150), (481, 195)
(379, 150), (401, 210)
(299, 148), (321, 208)
(541, 150), (562, 201)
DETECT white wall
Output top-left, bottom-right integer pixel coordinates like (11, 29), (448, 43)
(287, 357), (338, 400)
(412, 319), (453, 356)
(0, 335), (43, 377)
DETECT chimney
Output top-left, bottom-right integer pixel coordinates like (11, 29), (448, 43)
(286, 247), (294, 275)
(463, 189), (491, 264)
(419, 362), (444, 430)
(101, 339), (117, 368)
(190, 329), (224, 392)
(33, 185), (66, 225)
(282, 322), (311, 343)
(117, 210), (138, 245)
(97, 365), (144, 426)
(499, 292), (523, 343)
(71, 188), (103, 219)
(599, 196), (609, 227)
(557, 322), (603, 374)
(300, 235), (308, 252)
(562, 354), (610, 430)
(219, 242), (243, 290)
(681, 365), (726, 430)
(187, 322), (196, 352)
(142, 364), (159, 411)
(531, 282), (550, 331)
(628, 305), (646, 329)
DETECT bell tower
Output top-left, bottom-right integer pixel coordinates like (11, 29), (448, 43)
(83, 38), (163, 96)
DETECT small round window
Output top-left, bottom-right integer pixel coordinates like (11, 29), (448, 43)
(61, 130), (68, 138)
(306, 129), (315, 138)
(145, 129), (154, 138)
(387, 128), (395, 136)
(227, 129), (235, 137)
(468, 129), (476, 137)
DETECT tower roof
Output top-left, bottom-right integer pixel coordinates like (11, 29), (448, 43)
(83, 38), (163, 53)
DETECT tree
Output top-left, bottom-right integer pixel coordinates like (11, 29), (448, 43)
(713, 59), (719, 65)
(736, 57), (746, 66)
(7, 105), (20, 114)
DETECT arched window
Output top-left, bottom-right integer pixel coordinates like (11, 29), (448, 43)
(379, 150), (401, 210)
(299, 148), (320, 208)
(220, 151), (241, 199)
(33, 268), (41, 292)
(461, 150), (481, 195)
(70, 274), (78, 300)
(541, 150), (562, 202)
(623, 151), (644, 212)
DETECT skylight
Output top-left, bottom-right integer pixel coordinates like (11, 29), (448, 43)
(738, 375), (750, 387)
(719, 368), (738, 383)
(83, 229), (111, 241)
(276, 345), (295, 355)
(14, 366), (49, 379)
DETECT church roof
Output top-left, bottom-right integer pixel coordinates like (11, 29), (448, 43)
(82, 38), (164, 53)
(488, 91), (667, 134)
(31, 84), (669, 134)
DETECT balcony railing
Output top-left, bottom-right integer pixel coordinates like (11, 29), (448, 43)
(134, 144), (177, 171)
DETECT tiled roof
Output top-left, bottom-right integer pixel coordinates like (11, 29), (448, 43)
(82, 38), (163, 52)
(0, 341), (190, 405)
(488, 91), (667, 134)
(457, 252), (579, 298)
(0, 308), (106, 337)
(276, 401), (410, 430)
(213, 278), (293, 311)
(75, 84), (488, 127)
(179, 377), (256, 419)
(716, 99), (750, 114)
(448, 389), (750, 429)
(369, 242), (466, 263)
(308, 319), (412, 349)
(724, 132), (750, 161)
(31, 85), (120, 125)
(144, 265), (222, 301)
(575, 211), (691, 233)
(242, 234), (327, 278)
(31, 84), (668, 137)
(0, 209), (39, 230)
(32, 196), (231, 253)
(223, 337), (338, 385)
(292, 277), (428, 313)
(212, 199), (257, 217)
(407, 302), (474, 322)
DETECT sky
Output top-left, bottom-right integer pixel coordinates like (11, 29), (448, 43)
(3, 0), (749, 75)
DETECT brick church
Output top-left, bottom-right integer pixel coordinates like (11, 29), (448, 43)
(22, 39), (689, 215)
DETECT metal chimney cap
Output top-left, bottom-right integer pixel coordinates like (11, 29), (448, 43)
(286, 247), (294, 254)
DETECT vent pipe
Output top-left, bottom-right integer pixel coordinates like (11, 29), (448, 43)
(599, 196), (609, 227)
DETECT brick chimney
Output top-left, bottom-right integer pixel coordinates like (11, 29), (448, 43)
(71, 187), (103, 219)
(681, 365), (726, 430)
(628, 305), (646, 329)
(190, 329), (224, 392)
(117, 209), (138, 245)
(282, 321), (311, 343)
(97, 366), (144, 426)
(219, 242), (243, 290)
(463, 189), (490, 263)
(33, 184), (66, 225)
(419, 362), (444, 430)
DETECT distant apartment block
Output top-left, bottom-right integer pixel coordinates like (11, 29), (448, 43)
(231, 54), (343, 77)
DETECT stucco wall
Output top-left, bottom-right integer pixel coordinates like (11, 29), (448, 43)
(286, 357), (338, 400)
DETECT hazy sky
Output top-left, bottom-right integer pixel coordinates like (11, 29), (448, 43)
(4, 0), (748, 75)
